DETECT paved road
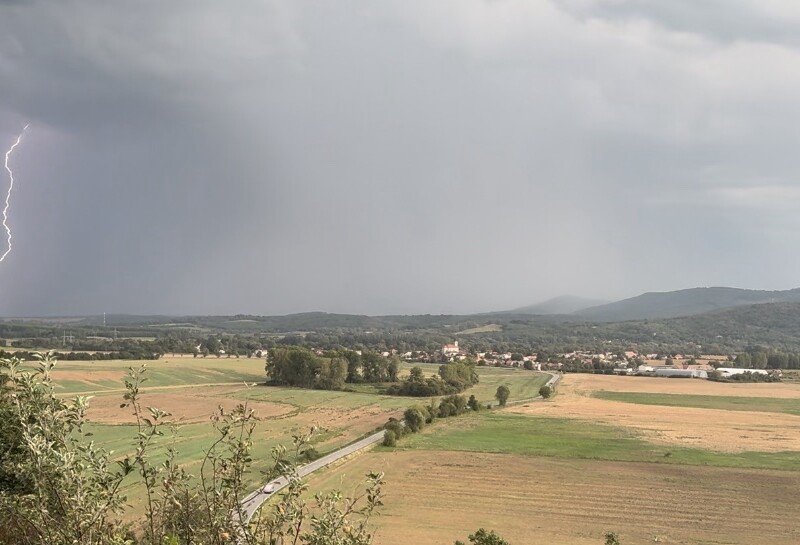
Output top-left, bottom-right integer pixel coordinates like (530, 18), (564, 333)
(238, 429), (386, 524)
(545, 371), (561, 389)
(502, 371), (561, 407)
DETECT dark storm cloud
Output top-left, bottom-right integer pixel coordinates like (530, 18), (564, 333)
(2, 1), (800, 316)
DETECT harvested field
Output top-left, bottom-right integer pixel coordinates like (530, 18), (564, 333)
(507, 374), (800, 452)
(568, 373), (800, 398)
(306, 450), (800, 545)
(85, 388), (294, 424)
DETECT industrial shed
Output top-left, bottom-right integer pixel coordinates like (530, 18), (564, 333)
(654, 368), (708, 379)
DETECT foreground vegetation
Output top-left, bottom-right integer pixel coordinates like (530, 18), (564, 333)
(0, 354), (386, 545)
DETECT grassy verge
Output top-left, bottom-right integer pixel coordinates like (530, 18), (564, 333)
(397, 411), (800, 471)
(593, 391), (800, 416)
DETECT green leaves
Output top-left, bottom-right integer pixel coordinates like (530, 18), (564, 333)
(2, 354), (384, 545)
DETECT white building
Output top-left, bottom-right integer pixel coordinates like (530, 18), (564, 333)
(655, 368), (708, 379)
(717, 368), (769, 378)
(442, 341), (460, 356)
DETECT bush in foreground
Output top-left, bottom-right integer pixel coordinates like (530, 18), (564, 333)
(0, 354), (384, 545)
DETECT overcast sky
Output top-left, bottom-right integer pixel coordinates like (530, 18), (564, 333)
(2, 0), (800, 316)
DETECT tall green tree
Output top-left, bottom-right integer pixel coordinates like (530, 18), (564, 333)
(495, 385), (510, 406)
(316, 357), (347, 390)
(266, 347), (320, 387)
(403, 407), (425, 433)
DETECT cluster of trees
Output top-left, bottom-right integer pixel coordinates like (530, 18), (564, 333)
(265, 347), (400, 390)
(383, 393), (482, 446)
(733, 347), (800, 369)
(386, 360), (479, 397)
(265, 347), (481, 397)
(265, 347), (346, 390)
(335, 349), (400, 383)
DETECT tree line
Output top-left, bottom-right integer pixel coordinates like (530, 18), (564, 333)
(383, 392), (484, 447)
(733, 347), (800, 369)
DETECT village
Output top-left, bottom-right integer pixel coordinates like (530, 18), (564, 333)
(351, 341), (783, 381)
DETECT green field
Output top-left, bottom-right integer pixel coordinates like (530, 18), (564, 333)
(395, 411), (800, 471)
(593, 391), (800, 416)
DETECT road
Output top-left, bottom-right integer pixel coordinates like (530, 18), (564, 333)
(545, 370), (561, 389)
(238, 429), (386, 524)
(502, 371), (561, 407)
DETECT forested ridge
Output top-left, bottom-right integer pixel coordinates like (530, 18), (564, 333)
(4, 301), (800, 358)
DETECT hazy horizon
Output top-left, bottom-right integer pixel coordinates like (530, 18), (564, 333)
(3, 284), (800, 320)
(3, 1), (800, 316)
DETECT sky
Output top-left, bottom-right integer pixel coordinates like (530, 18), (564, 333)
(2, 0), (800, 317)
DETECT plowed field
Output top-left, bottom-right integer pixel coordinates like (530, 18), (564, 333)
(307, 450), (800, 545)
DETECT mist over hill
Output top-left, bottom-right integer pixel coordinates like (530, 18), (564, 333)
(574, 287), (800, 322)
(511, 295), (609, 315)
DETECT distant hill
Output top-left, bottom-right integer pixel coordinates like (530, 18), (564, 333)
(575, 287), (800, 322)
(511, 295), (609, 315)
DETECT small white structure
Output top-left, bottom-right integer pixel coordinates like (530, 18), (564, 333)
(636, 365), (655, 374)
(717, 368), (768, 378)
(655, 368), (708, 379)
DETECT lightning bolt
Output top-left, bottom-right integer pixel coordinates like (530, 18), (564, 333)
(2, 124), (29, 263)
